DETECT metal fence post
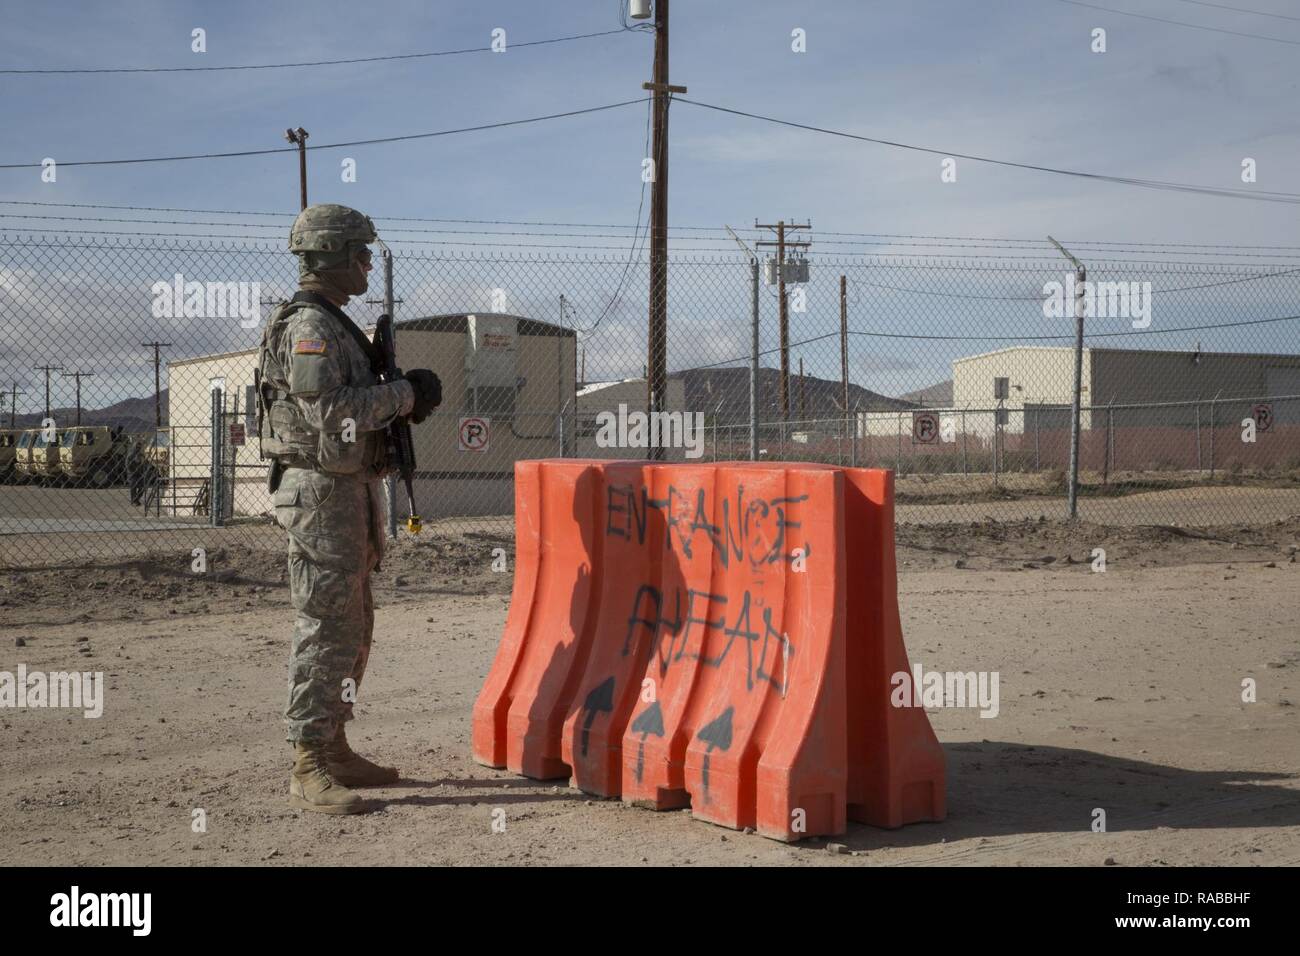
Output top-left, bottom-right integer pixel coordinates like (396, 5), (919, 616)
(850, 402), (859, 467)
(1103, 402), (1113, 485)
(896, 412), (902, 475)
(961, 409), (968, 475)
(992, 407), (1000, 488)
(382, 247), (399, 539)
(1034, 405), (1040, 471)
(750, 256), (759, 461)
(1047, 237), (1086, 520)
(209, 382), (224, 529)
(1209, 390), (1221, 478)
(1108, 402), (1115, 479)
(1195, 402), (1202, 471)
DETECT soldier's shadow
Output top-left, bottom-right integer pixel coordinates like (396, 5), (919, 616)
(827, 741), (1300, 852)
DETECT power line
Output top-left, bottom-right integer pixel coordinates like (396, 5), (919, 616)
(686, 313), (1300, 371)
(1169, 0), (1300, 22)
(0, 212), (741, 243)
(851, 313), (1300, 341)
(567, 97), (654, 337)
(676, 97), (1300, 204)
(1055, 0), (1300, 45)
(852, 265), (1300, 302)
(812, 230), (1300, 252)
(0, 29), (633, 75)
(0, 200), (743, 231)
(0, 99), (648, 170)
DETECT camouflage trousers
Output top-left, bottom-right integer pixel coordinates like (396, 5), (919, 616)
(272, 467), (387, 744)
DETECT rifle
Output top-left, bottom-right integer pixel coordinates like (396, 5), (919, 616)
(373, 314), (422, 534)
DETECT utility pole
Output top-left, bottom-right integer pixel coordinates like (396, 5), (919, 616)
(33, 364), (62, 420)
(285, 127), (309, 211)
(1048, 236), (1087, 520)
(755, 220), (811, 421)
(141, 342), (171, 429)
(640, 0), (686, 460)
(8, 383), (25, 428)
(61, 370), (94, 426)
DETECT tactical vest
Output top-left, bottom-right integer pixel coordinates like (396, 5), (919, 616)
(255, 294), (387, 477)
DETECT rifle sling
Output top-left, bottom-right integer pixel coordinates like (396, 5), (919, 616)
(290, 291), (385, 376)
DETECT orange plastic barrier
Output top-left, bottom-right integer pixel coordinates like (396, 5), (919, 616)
(471, 460), (945, 841)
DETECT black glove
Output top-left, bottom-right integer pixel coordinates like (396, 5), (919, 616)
(403, 369), (441, 424)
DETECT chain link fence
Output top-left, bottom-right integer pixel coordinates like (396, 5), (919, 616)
(2, 234), (1298, 567)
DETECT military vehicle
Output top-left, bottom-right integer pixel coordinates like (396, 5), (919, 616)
(0, 429), (18, 482)
(12, 429), (37, 480)
(20, 428), (66, 484)
(59, 425), (135, 488)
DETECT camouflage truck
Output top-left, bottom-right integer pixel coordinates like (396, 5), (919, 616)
(59, 425), (136, 488)
(20, 428), (67, 484)
(0, 429), (18, 482)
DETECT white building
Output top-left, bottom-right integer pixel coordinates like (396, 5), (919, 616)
(165, 312), (576, 521)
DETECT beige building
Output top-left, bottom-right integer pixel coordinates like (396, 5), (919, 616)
(951, 346), (1300, 433)
(166, 312), (576, 521)
(851, 345), (1300, 444)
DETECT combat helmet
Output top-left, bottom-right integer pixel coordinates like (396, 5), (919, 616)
(288, 204), (377, 255)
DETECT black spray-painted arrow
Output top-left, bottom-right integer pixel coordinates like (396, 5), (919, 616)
(580, 676), (615, 758)
(695, 706), (734, 800)
(629, 700), (665, 783)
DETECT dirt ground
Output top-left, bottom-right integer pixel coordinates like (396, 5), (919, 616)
(2, 519), (1298, 866)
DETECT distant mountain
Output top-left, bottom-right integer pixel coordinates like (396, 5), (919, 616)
(899, 380), (953, 407)
(6, 390), (167, 433)
(670, 367), (915, 423)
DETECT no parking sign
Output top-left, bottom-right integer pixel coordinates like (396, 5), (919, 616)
(912, 411), (939, 444)
(1252, 404), (1273, 432)
(458, 417), (490, 452)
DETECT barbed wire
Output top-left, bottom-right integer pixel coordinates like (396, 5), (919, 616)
(5, 202), (1300, 254)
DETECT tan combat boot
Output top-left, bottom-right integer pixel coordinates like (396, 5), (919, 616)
(289, 741), (367, 814)
(325, 726), (400, 787)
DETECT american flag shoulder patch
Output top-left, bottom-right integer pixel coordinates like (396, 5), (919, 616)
(294, 338), (327, 355)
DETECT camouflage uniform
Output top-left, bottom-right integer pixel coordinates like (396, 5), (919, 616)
(263, 315), (411, 743)
(257, 205), (414, 746)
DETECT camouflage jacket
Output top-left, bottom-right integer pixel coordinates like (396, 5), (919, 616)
(257, 296), (414, 479)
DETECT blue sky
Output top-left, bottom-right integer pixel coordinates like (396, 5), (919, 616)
(3, 0), (1297, 239)
(2, 0), (1299, 400)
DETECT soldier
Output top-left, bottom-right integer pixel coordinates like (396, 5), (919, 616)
(257, 204), (441, 814)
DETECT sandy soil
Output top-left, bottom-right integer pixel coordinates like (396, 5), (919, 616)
(2, 521), (1298, 866)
